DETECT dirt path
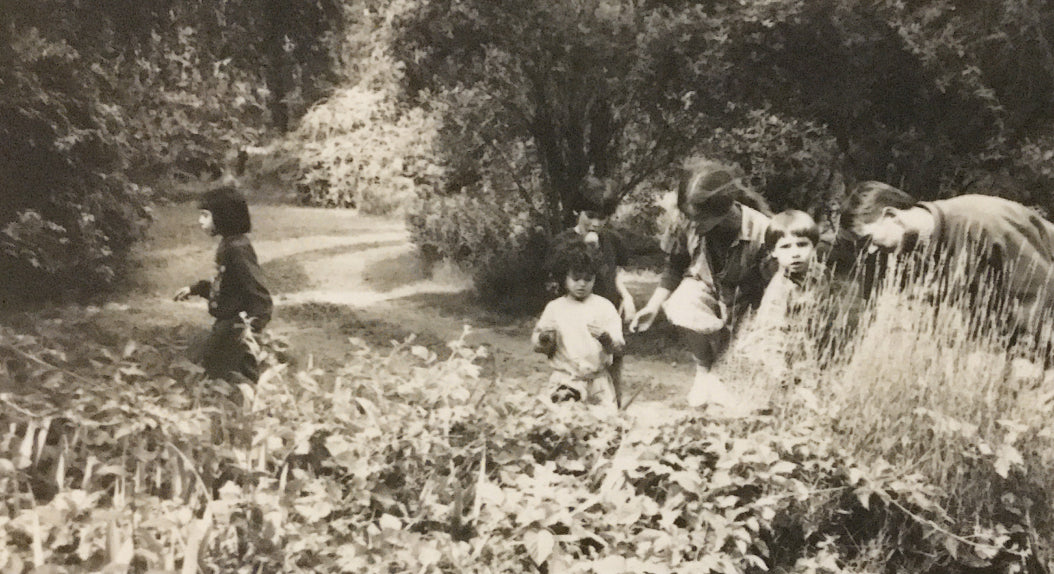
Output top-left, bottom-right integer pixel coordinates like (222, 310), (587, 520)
(118, 203), (704, 420)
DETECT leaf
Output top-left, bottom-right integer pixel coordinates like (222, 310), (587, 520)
(16, 422), (37, 469)
(593, 555), (627, 573)
(418, 544), (442, 567)
(524, 529), (555, 566)
(944, 536), (959, 560)
(854, 486), (872, 510)
(476, 482), (504, 506)
(410, 345), (432, 361)
(847, 467), (864, 485)
(769, 461), (796, 475)
(994, 444), (1024, 478)
(379, 514), (402, 531)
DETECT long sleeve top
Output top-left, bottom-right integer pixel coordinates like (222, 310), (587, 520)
(659, 203), (774, 321)
(190, 234), (273, 326)
(921, 195), (1054, 331)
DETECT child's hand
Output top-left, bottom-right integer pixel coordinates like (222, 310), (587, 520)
(589, 326), (613, 351)
(594, 331), (612, 347)
(173, 286), (193, 301)
(535, 329), (557, 358)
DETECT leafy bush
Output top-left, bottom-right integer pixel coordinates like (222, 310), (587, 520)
(0, 29), (150, 305)
(705, 110), (845, 217)
(289, 0), (445, 214)
(291, 86), (444, 213)
(407, 193), (550, 313)
(2, 304), (1052, 572)
(106, 28), (270, 184)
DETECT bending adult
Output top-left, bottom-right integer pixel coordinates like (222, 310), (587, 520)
(841, 181), (1054, 351)
(630, 159), (773, 410)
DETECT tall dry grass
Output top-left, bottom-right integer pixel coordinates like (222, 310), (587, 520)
(724, 246), (1054, 533)
(817, 250), (1054, 524)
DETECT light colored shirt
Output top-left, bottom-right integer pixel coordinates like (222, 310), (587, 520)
(533, 294), (624, 380)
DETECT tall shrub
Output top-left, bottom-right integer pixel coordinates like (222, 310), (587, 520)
(290, 0), (445, 214)
(0, 29), (150, 305)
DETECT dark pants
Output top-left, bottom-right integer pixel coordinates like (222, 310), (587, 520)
(682, 327), (731, 370)
(191, 318), (265, 383)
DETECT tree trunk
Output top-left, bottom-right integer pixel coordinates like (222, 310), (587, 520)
(263, 0), (291, 132)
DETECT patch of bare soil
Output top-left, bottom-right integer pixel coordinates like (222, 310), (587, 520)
(90, 204), (705, 417)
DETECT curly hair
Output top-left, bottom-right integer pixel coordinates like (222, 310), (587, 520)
(548, 237), (600, 292)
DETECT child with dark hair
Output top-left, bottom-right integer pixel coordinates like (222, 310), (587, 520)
(549, 177), (636, 405)
(551, 177), (636, 321)
(174, 186), (273, 383)
(533, 239), (625, 408)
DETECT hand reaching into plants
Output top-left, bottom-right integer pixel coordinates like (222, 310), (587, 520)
(630, 304), (660, 333)
(173, 286), (193, 301)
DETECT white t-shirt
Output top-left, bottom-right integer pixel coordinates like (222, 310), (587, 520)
(534, 294), (624, 379)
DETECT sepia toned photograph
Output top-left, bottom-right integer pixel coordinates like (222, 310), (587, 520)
(2, 1), (1054, 572)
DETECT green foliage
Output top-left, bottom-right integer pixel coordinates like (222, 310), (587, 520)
(394, 0), (1054, 298)
(290, 1), (445, 214)
(407, 192), (551, 312)
(394, 0), (722, 228)
(0, 28), (150, 304)
(705, 110), (844, 216)
(0, 0), (347, 303)
(2, 304), (1053, 572)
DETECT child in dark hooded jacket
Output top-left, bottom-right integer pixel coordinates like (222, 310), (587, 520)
(174, 186), (272, 382)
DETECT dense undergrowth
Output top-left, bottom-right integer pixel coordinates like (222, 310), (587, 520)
(1, 295), (1052, 573)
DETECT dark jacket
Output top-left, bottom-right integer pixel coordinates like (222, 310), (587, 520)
(660, 203), (774, 322)
(190, 234), (272, 328)
(922, 195), (1054, 333)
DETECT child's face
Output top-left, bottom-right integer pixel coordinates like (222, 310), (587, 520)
(577, 211), (605, 234)
(198, 209), (216, 236)
(565, 270), (595, 301)
(772, 234), (815, 275)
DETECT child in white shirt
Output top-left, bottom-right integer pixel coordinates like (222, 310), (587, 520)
(533, 239), (625, 407)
